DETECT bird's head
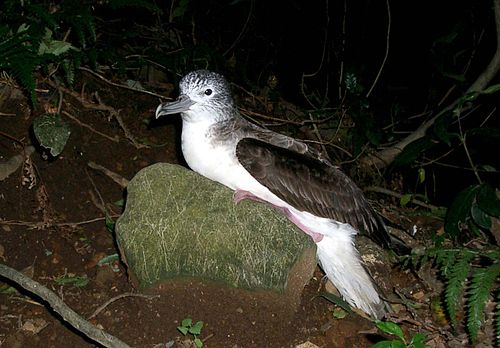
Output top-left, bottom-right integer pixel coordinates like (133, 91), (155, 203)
(155, 70), (237, 123)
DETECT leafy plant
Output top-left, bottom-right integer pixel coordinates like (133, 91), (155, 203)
(54, 275), (89, 287)
(32, 113), (71, 157)
(445, 183), (500, 239)
(177, 318), (204, 348)
(374, 320), (428, 348)
(404, 246), (500, 343)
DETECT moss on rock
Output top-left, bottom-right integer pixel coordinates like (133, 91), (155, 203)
(116, 163), (316, 295)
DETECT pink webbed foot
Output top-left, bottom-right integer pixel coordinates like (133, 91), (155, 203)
(233, 189), (324, 243)
(233, 190), (266, 204)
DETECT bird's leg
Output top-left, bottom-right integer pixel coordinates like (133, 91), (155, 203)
(233, 189), (267, 204)
(233, 189), (323, 243)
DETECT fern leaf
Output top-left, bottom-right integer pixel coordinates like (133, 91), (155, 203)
(444, 251), (474, 328)
(467, 263), (500, 342)
(436, 249), (459, 278)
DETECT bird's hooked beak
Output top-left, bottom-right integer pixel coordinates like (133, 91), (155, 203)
(155, 95), (195, 119)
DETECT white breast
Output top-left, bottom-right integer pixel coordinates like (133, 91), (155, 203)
(180, 119), (268, 196)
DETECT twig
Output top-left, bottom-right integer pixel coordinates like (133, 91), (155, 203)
(240, 108), (336, 126)
(114, 112), (148, 149)
(338, 0), (347, 101)
(364, 186), (439, 210)
(0, 263), (131, 348)
(86, 169), (109, 215)
(223, 0), (254, 56)
(78, 66), (170, 100)
(307, 112), (330, 161)
(95, 92), (148, 149)
(300, 0), (331, 108)
(456, 106), (482, 183)
(62, 111), (119, 143)
(88, 161), (129, 188)
(0, 216), (118, 228)
(366, 0), (391, 98)
(88, 293), (160, 320)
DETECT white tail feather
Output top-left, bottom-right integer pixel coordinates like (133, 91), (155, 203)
(316, 224), (387, 319)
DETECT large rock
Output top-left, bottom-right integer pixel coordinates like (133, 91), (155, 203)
(116, 163), (316, 302)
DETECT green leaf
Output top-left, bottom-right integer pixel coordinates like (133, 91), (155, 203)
(393, 137), (436, 167)
(467, 264), (500, 342)
(477, 184), (500, 217)
(410, 332), (426, 345)
(55, 275), (89, 287)
(444, 185), (480, 238)
(375, 320), (405, 341)
(400, 194), (412, 207)
(189, 321), (203, 335)
(38, 28), (76, 56)
(481, 83), (500, 95)
(114, 199), (125, 207)
(193, 337), (203, 348)
(181, 318), (192, 327)
(470, 202), (492, 229)
(444, 251), (473, 328)
(372, 341), (396, 348)
(33, 113), (71, 157)
(418, 168), (425, 184)
(332, 307), (348, 319)
(177, 326), (189, 335)
(172, 0), (190, 18)
(320, 292), (353, 313)
(105, 215), (116, 233)
(97, 253), (119, 267)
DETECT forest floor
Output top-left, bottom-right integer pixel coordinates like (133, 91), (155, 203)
(0, 73), (466, 347)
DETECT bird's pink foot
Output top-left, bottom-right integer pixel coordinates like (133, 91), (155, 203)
(233, 190), (266, 204)
(233, 189), (323, 242)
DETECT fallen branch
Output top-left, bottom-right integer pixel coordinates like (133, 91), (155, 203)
(62, 111), (119, 143)
(0, 216), (118, 228)
(88, 161), (129, 188)
(89, 293), (159, 320)
(78, 66), (169, 100)
(0, 263), (131, 348)
(365, 186), (439, 210)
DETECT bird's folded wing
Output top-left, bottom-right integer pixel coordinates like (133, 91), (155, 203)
(235, 137), (391, 247)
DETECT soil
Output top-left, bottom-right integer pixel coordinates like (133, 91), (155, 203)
(0, 75), (452, 348)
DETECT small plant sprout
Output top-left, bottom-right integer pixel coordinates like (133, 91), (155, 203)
(374, 320), (428, 348)
(177, 318), (204, 348)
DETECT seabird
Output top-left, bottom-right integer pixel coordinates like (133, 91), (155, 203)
(155, 70), (391, 318)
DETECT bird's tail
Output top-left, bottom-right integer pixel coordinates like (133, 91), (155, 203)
(316, 225), (387, 319)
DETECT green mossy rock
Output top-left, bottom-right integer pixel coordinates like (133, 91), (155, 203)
(116, 163), (316, 296)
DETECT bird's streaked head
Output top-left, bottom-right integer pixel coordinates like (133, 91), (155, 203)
(155, 70), (236, 123)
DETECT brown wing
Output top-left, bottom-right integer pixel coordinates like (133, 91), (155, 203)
(236, 137), (391, 247)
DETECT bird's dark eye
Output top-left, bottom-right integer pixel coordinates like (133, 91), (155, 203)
(204, 89), (213, 96)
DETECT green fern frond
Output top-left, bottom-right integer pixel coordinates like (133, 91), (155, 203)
(62, 58), (76, 85)
(445, 251), (474, 328)
(0, 27), (39, 105)
(435, 249), (459, 277)
(26, 4), (58, 30)
(467, 263), (500, 342)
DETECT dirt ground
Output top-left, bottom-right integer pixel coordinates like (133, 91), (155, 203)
(0, 75), (455, 347)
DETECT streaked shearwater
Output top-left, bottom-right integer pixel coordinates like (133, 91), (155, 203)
(155, 70), (391, 318)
